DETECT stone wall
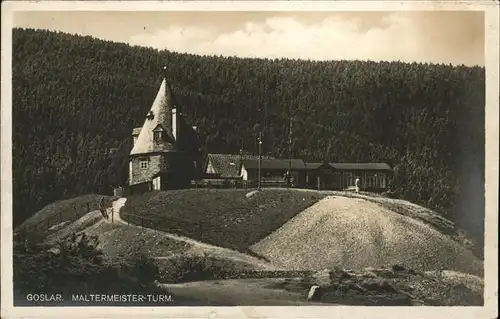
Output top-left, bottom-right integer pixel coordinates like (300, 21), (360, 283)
(130, 154), (168, 185)
(129, 152), (196, 187)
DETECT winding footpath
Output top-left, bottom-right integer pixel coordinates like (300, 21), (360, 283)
(109, 198), (274, 270)
(107, 198), (325, 305)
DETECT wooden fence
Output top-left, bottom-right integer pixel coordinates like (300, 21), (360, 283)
(119, 212), (163, 232)
(191, 178), (289, 189)
(118, 177), (294, 197)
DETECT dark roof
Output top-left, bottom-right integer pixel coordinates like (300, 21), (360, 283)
(152, 124), (165, 132)
(242, 158), (306, 170)
(328, 163), (392, 170)
(304, 162), (327, 170)
(152, 171), (166, 178)
(206, 153), (274, 178)
(305, 162), (392, 171)
(132, 127), (142, 136)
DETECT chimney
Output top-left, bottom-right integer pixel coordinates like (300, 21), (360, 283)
(172, 107), (177, 142)
(132, 127), (142, 146)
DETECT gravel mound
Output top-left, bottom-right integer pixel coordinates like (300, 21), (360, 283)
(251, 196), (482, 276)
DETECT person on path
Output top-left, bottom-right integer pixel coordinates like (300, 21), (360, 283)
(355, 177), (360, 193)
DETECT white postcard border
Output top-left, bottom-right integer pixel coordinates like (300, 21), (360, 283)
(1, 1), (498, 319)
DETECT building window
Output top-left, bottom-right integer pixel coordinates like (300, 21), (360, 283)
(146, 111), (154, 120)
(129, 161), (133, 183)
(153, 176), (161, 190)
(153, 131), (162, 141)
(366, 173), (376, 188)
(378, 173), (386, 188)
(365, 173), (385, 188)
(140, 159), (149, 169)
(206, 162), (215, 174)
(343, 172), (353, 187)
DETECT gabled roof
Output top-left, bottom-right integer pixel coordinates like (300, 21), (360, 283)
(328, 163), (392, 170)
(153, 124), (165, 132)
(205, 153), (274, 178)
(132, 127), (142, 136)
(241, 158), (306, 170)
(130, 78), (175, 155)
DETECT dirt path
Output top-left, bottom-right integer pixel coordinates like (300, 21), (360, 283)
(109, 198), (275, 270)
(110, 197), (128, 225)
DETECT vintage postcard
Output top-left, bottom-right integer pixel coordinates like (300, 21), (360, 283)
(1, 1), (498, 318)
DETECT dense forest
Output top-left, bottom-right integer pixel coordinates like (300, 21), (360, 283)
(12, 28), (485, 249)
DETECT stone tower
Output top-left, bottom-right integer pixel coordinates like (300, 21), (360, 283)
(129, 72), (193, 190)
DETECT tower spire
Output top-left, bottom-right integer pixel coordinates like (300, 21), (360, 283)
(163, 64), (178, 111)
(130, 69), (175, 156)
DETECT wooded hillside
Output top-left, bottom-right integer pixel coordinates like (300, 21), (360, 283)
(12, 28), (485, 249)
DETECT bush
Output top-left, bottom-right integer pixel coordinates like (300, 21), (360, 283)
(122, 254), (159, 287)
(158, 253), (241, 283)
(13, 231), (163, 301)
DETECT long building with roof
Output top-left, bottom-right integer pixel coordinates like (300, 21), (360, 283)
(303, 162), (392, 191)
(201, 154), (392, 191)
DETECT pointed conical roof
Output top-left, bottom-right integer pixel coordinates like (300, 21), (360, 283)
(130, 78), (175, 155)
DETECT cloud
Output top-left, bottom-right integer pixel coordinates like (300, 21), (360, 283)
(128, 12), (484, 66)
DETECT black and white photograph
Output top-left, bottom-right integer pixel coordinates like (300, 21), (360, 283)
(1, 1), (498, 318)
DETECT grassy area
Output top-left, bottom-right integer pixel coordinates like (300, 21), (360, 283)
(86, 219), (191, 264)
(16, 194), (116, 234)
(120, 188), (327, 251)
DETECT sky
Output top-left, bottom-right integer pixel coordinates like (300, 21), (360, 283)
(14, 11), (485, 66)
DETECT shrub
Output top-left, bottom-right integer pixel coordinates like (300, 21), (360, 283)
(13, 231), (164, 302)
(158, 253), (241, 283)
(123, 254), (159, 287)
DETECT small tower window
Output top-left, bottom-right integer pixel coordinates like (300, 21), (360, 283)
(140, 159), (149, 169)
(153, 131), (162, 141)
(153, 124), (165, 142)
